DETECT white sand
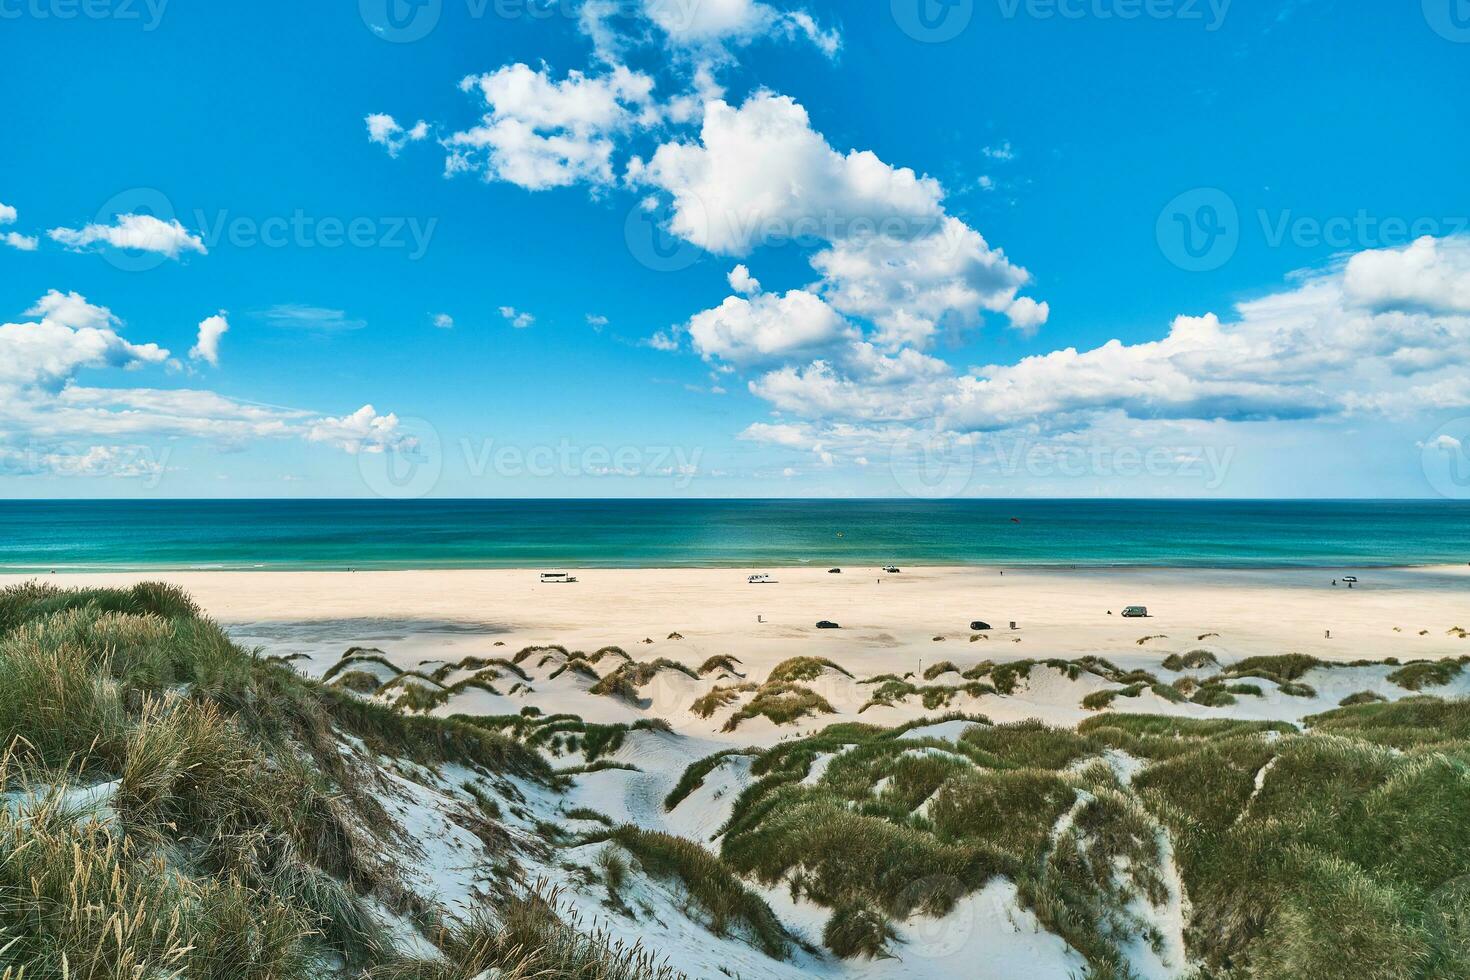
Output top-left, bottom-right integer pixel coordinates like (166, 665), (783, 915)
(10, 564), (1466, 679)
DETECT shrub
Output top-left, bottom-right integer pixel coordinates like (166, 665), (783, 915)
(822, 900), (897, 959)
(596, 827), (790, 959)
(767, 657), (853, 683)
(723, 684), (836, 732)
(1163, 649), (1220, 671)
(1387, 659), (1465, 691)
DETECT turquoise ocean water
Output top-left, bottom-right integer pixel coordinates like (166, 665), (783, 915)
(0, 500), (1467, 571)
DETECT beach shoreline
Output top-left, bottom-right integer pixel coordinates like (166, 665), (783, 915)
(7, 564), (1466, 679)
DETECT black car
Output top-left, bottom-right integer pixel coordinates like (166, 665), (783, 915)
(816, 620), (841, 629)
(970, 621), (992, 631)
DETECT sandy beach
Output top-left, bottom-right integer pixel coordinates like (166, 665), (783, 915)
(9, 563), (1466, 669)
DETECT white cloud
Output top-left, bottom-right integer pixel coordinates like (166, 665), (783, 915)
(1343, 235), (1470, 315)
(366, 113), (430, 157)
(0, 202), (16, 225)
(189, 312), (229, 367)
(646, 330), (680, 351)
(262, 305), (366, 331)
(432, 312), (455, 329)
(638, 92), (944, 255)
(499, 306), (535, 329)
(1419, 433), (1462, 452)
(638, 0), (839, 58)
(0, 291), (169, 392)
(4, 232), (38, 251)
(983, 141), (1015, 161)
(637, 93), (1046, 348)
(686, 288), (854, 366)
(739, 237), (1470, 447)
(587, 313), (609, 330)
(0, 291), (408, 480)
(306, 405), (405, 454)
(727, 263), (761, 295)
(49, 213), (206, 260)
(445, 63), (656, 191)
(977, 175), (996, 191)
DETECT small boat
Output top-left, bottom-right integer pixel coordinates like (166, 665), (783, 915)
(540, 573), (579, 584)
(748, 574), (779, 585)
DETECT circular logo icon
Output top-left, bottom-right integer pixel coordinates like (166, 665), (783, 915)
(1420, 419), (1470, 500)
(357, 416), (443, 499)
(892, 0), (974, 42)
(359, 0), (442, 43)
(1157, 187), (1239, 272)
(889, 432), (976, 500)
(88, 188), (182, 273)
(624, 197), (704, 274)
(1423, 0), (1470, 42)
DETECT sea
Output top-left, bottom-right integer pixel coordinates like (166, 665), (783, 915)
(0, 499), (1467, 571)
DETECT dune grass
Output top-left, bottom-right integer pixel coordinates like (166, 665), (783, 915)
(0, 582), (561, 979)
(588, 827), (792, 959)
(1387, 658), (1467, 691)
(721, 682), (836, 732)
(766, 656), (854, 683)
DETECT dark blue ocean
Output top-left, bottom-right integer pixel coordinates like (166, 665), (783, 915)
(0, 500), (1467, 571)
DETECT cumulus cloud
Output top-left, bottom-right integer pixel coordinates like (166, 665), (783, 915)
(4, 232), (38, 251)
(0, 291), (169, 392)
(432, 312), (455, 329)
(636, 93), (1047, 346)
(738, 237), (1470, 452)
(499, 306), (535, 329)
(685, 288), (854, 366)
(1343, 235), (1470, 316)
(366, 113), (430, 157)
(306, 405), (405, 454)
(190, 313), (229, 367)
(49, 213), (207, 260)
(727, 263), (761, 295)
(445, 63), (656, 190)
(0, 202), (15, 225)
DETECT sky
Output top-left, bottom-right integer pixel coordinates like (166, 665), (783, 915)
(1, 0), (1468, 500)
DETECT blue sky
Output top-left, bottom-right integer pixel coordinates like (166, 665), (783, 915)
(2, 0), (1468, 499)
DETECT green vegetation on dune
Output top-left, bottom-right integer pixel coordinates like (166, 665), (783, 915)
(586, 827), (792, 959)
(676, 704), (1470, 973)
(0, 583), (673, 980)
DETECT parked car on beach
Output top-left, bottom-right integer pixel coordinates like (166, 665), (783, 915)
(1122, 606), (1149, 618)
